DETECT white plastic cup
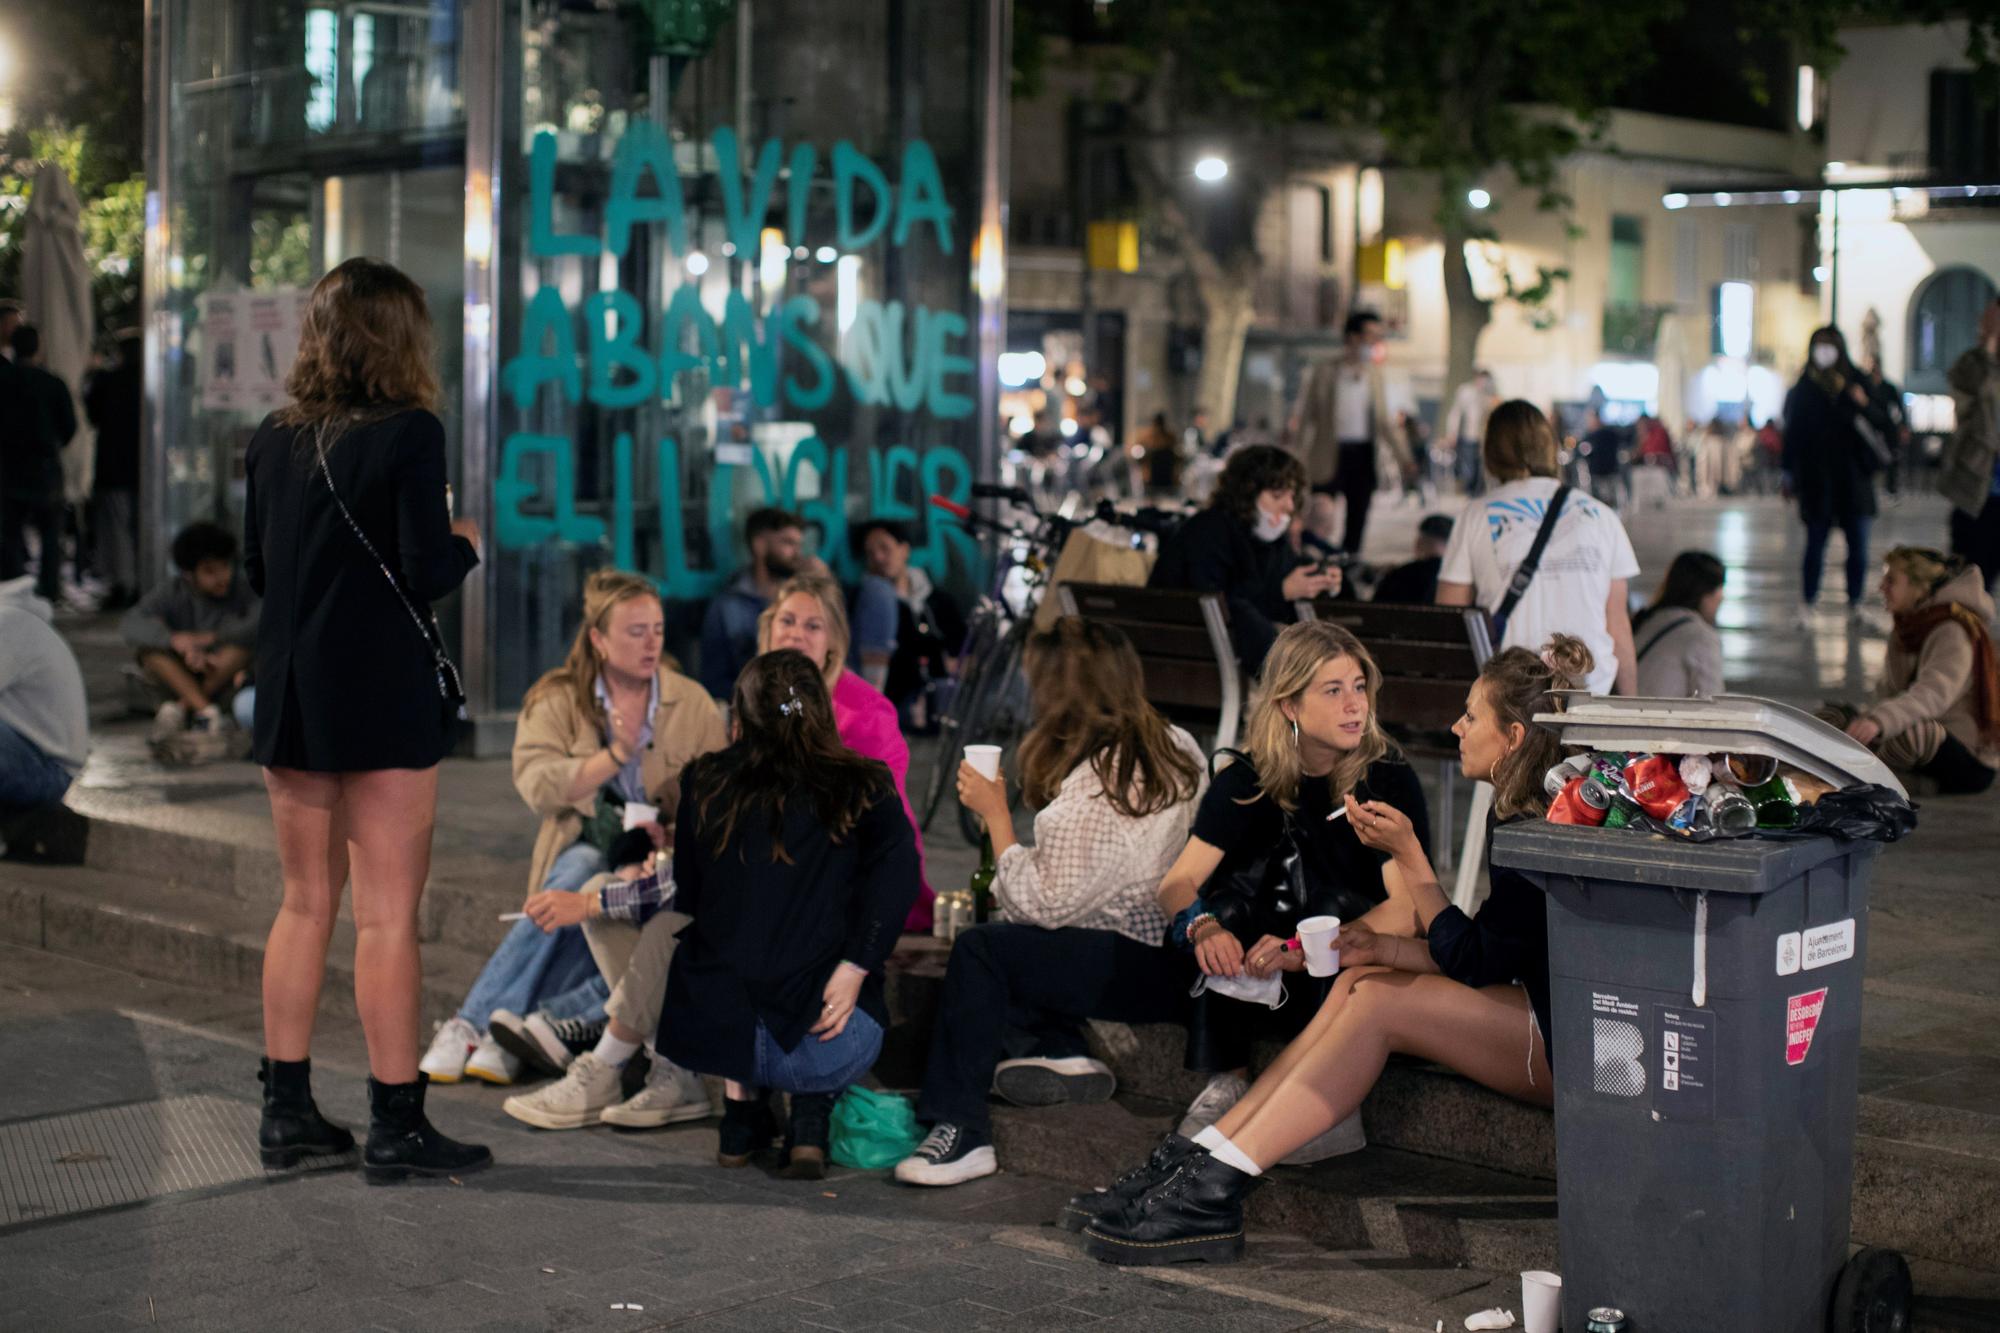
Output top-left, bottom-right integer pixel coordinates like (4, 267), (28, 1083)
(621, 801), (660, 831)
(1296, 915), (1341, 977)
(1520, 1270), (1562, 1333)
(963, 745), (1003, 780)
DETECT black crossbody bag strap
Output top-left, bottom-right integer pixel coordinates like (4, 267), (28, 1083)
(311, 420), (467, 712)
(1491, 484), (1571, 641)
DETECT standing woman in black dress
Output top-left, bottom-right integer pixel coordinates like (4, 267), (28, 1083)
(244, 257), (489, 1182)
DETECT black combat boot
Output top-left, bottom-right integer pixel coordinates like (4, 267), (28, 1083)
(258, 1058), (355, 1169)
(362, 1073), (493, 1185)
(1082, 1149), (1263, 1266)
(1056, 1132), (1199, 1233)
(717, 1090), (779, 1167)
(781, 1091), (837, 1180)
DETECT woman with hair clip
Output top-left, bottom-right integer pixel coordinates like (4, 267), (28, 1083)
(1822, 547), (1999, 795)
(1782, 326), (1895, 626)
(1153, 620), (1430, 1161)
(655, 650), (921, 1179)
(420, 569), (726, 1089)
(758, 573), (934, 928)
(1074, 636), (1593, 1266)
(892, 618), (1208, 1187)
(244, 257), (484, 1180)
(1632, 551), (1726, 698)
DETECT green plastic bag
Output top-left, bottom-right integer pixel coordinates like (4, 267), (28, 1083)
(829, 1086), (921, 1169)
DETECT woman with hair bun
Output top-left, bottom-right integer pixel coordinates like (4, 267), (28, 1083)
(1074, 635), (1594, 1267)
(1823, 547), (1999, 794)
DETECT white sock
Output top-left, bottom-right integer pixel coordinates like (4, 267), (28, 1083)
(593, 1031), (640, 1067)
(1205, 1133), (1264, 1178)
(1192, 1126), (1228, 1151)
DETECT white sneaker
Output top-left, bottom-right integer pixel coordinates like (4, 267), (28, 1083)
(1279, 1110), (1367, 1165)
(1176, 1072), (1250, 1139)
(418, 1017), (480, 1084)
(464, 1034), (522, 1086)
(193, 703), (225, 734)
(893, 1123), (998, 1187)
(151, 700), (187, 740)
(502, 1052), (622, 1129)
(992, 1056), (1116, 1107)
(600, 1056), (712, 1129)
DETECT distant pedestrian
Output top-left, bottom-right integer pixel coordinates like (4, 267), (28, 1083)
(243, 257), (487, 1182)
(85, 331), (142, 609)
(1579, 408), (1627, 508)
(1632, 552), (1726, 698)
(1940, 298), (2000, 590)
(1442, 368), (1497, 496)
(1782, 326), (1895, 626)
(1371, 514), (1454, 605)
(1293, 310), (1413, 557)
(0, 326), (77, 603)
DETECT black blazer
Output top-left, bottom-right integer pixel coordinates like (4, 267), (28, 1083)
(1781, 373), (1891, 525)
(243, 409), (477, 772)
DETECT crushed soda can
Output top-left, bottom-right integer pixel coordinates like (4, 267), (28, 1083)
(1623, 755), (1689, 820)
(1548, 775), (1610, 826)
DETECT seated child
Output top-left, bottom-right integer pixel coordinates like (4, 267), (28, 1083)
(121, 520), (259, 739)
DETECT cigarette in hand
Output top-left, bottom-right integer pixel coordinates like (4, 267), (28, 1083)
(1326, 804), (1350, 823)
(497, 912), (527, 921)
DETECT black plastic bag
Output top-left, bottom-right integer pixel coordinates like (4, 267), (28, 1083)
(1785, 783), (1919, 843)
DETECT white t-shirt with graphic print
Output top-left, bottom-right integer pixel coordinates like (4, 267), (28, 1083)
(1438, 477), (1640, 695)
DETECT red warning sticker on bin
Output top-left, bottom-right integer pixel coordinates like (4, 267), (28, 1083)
(1785, 988), (1828, 1066)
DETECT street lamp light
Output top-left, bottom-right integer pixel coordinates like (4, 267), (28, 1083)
(1466, 187), (1491, 210)
(1193, 156), (1229, 184)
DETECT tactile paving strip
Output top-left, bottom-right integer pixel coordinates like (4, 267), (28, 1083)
(0, 1095), (336, 1226)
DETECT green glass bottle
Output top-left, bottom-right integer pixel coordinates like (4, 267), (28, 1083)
(970, 832), (997, 922)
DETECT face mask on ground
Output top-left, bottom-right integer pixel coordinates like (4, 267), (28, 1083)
(1190, 972), (1287, 1010)
(1252, 505), (1291, 543)
(1812, 344), (1840, 370)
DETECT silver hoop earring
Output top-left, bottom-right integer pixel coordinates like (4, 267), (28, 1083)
(1289, 718), (1300, 747)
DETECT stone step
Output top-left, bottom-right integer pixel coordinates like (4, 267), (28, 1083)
(0, 860), (487, 1031)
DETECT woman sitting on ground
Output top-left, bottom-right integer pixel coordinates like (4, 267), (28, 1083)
(1824, 547), (1999, 795)
(759, 573), (934, 928)
(655, 649), (921, 1179)
(420, 570), (726, 1086)
(1157, 620), (1430, 1160)
(1073, 637), (1591, 1266)
(892, 618), (1208, 1187)
(1147, 444), (1340, 673)
(1632, 551), (1726, 698)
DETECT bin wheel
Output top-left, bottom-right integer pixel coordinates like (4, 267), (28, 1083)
(1828, 1247), (1912, 1333)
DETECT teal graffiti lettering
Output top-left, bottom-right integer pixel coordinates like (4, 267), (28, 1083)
(585, 290), (656, 408)
(501, 286), (580, 411)
(786, 142), (817, 249)
(606, 121), (688, 259)
(920, 447), (977, 579)
(529, 131), (602, 257)
(719, 290), (779, 407)
(659, 284), (721, 394)
(654, 436), (719, 599)
(894, 140), (954, 253)
(831, 141), (892, 252)
(841, 301), (971, 415)
(495, 434), (607, 548)
(715, 128), (785, 260)
(926, 309), (974, 419)
(778, 296), (835, 410)
(867, 446), (920, 526)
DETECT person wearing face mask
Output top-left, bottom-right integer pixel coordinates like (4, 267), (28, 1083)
(1782, 327), (1896, 627)
(1147, 445), (1340, 673)
(1149, 622), (1431, 1161)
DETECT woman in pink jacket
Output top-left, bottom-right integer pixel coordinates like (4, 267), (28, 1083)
(757, 574), (934, 929)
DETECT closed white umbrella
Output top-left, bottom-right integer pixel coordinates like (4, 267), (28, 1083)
(22, 161), (95, 503)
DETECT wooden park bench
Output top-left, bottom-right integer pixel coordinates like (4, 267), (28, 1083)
(1056, 583), (1245, 752)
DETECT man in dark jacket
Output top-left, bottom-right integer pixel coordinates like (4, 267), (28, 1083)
(0, 326), (78, 602)
(86, 332), (143, 609)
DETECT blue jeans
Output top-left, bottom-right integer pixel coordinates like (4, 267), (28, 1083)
(0, 720), (72, 812)
(1803, 515), (1871, 606)
(456, 840), (611, 1029)
(751, 1009), (884, 1094)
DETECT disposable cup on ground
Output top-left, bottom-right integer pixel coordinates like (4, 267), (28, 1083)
(964, 745), (1003, 780)
(1520, 1271), (1562, 1333)
(621, 801), (659, 831)
(1296, 915), (1341, 977)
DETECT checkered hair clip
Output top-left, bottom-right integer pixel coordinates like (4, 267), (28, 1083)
(778, 684), (803, 717)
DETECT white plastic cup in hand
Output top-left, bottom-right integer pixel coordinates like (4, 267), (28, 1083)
(1520, 1270), (1562, 1333)
(621, 801), (659, 831)
(1296, 915), (1341, 977)
(963, 745), (1003, 780)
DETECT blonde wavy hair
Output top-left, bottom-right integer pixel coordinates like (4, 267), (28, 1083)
(756, 573), (851, 690)
(523, 569), (668, 724)
(1241, 620), (1395, 810)
(275, 258), (441, 433)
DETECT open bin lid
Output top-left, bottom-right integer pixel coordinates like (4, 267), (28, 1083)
(1535, 692), (1908, 801)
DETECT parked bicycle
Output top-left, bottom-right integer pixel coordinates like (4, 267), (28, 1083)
(916, 485), (1183, 845)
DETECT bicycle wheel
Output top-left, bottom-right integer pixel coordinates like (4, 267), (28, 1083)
(917, 607), (1004, 833)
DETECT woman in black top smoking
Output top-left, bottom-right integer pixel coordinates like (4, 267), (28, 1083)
(1153, 620), (1430, 1160)
(1147, 444), (1339, 672)
(657, 649), (920, 1180)
(1076, 636), (1589, 1266)
(243, 258), (486, 1183)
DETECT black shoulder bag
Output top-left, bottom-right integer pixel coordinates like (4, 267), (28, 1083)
(1194, 750), (1381, 941)
(311, 420), (469, 731)
(1489, 484), (1571, 643)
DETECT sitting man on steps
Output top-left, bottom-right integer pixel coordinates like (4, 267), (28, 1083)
(497, 828), (710, 1131)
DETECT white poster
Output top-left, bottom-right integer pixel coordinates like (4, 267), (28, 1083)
(198, 291), (243, 412)
(199, 287), (309, 413)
